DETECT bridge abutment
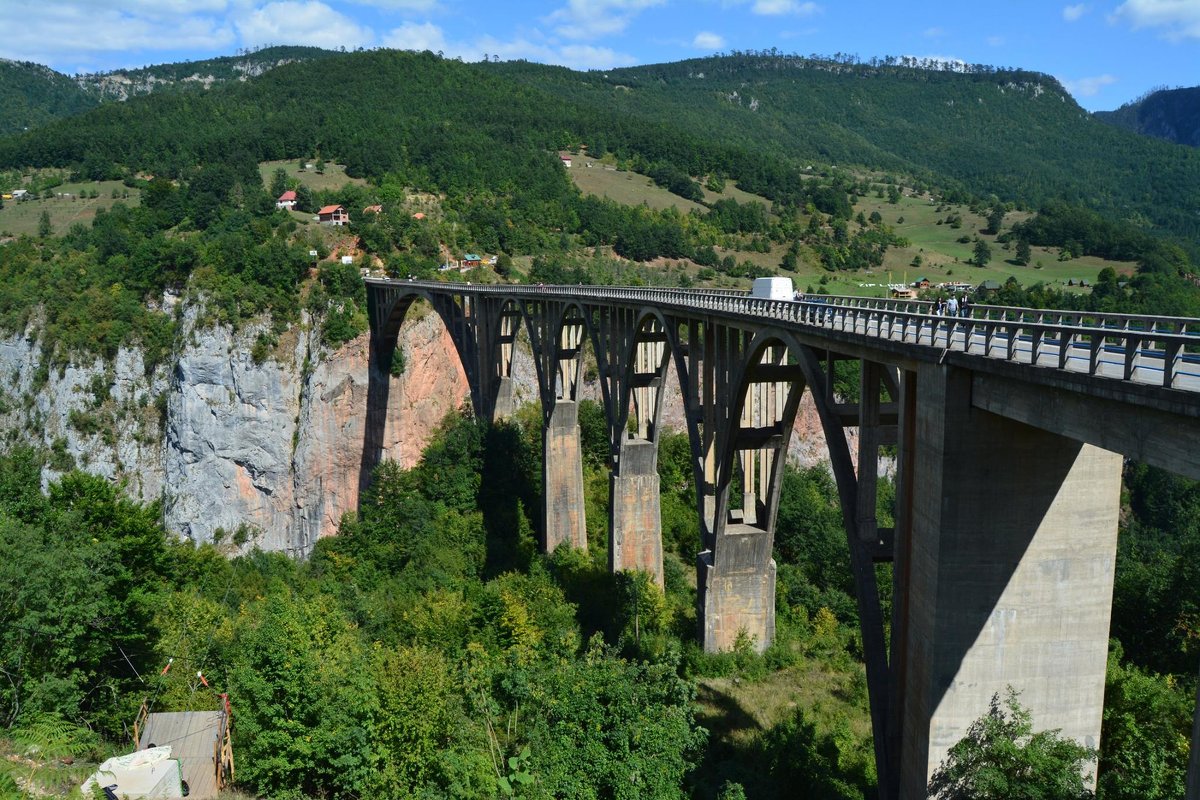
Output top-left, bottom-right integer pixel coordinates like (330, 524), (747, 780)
(898, 364), (1121, 798)
(610, 438), (663, 586)
(543, 400), (587, 553)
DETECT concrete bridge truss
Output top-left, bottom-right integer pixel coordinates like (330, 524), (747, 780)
(365, 279), (1200, 800)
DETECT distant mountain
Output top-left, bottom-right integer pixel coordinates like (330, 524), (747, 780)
(1, 49), (1199, 254)
(1096, 86), (1200, 147)
(0, 60), (98, 136)
(490, 54), (1200, 251)
(73, 45), (340, 101)
(0, 46), (338, 136)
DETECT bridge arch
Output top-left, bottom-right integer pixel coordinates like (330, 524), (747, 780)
(363, 279), (1200, 800)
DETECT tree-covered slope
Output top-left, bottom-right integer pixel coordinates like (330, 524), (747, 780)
(3, 49), (1200, 255)
(0, 47), (339, 137)
(489, 54), (1200, 250)
(1096, 86), (1200, 147)
(0, 60), (99, 136)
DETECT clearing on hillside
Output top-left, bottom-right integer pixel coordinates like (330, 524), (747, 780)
(0, 179), (141, 237)
(258, 160), (368, 194)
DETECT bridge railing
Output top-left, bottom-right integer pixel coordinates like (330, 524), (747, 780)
(368, 279), (1200, 393)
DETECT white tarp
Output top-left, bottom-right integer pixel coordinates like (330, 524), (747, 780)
(81, 745), (184, 798)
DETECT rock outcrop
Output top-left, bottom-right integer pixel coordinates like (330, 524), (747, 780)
(0, 300), (863, 556)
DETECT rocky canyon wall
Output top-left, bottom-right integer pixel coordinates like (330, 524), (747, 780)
(0, 302), (856, 556)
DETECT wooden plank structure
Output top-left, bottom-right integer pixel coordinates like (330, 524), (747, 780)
(135, 706), (233, 800)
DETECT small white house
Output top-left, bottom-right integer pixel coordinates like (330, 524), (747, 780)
(10, 189), (28, 200)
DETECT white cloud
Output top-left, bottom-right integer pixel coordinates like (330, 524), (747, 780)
(693, 31), (725, 49)
(348, 0), (442, 9)
(383, 21), (448, 52)
(986, 35), (1005, 46)
(752, 0), (820, 15)
(545, 0), (666, 40)
(558, 43), (638, 68)
(923, 26), (944, 38)
(1061, 73), (1118, 96)
(235, 1), (375, 50)
(0, 1), (235, 68)
(1112, 0), (1200, 39)
(1062, 4), (1088, 22)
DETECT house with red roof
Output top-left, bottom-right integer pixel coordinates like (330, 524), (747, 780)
(275, 190), (297, 210)
(317, 205), (349, 226)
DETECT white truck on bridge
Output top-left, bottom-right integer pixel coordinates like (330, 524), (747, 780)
(750, 276), (795, 301)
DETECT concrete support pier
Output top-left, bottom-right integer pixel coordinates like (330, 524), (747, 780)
(898, 364), (1122, 798)
(1187, 665), (1200, 800)
(610, 438), (664, 585)
(543, 400), (587, 553)
(493, 376), (516, 421)
(698, 528), (777, 653)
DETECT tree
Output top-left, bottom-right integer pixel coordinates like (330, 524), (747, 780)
(986, 207), (1005, 235)
(269, 167), (290, 198)
(973, 239), (992, 267)
(494, 252), (513, 277)
(1096, 644), (1191, 800)
(1015, 239), (1032, 265)
(37, 210), (52, 237)
(929, 688), (1097, 800)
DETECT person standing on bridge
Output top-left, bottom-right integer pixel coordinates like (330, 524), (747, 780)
(946, 295), (959, 316)
(960, 294), (970, 318)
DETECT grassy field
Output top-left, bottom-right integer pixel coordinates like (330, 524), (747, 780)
(258, 160), (367, 194)
(855, 192), (1134, 296)
(568, 163), (708, 214)
(566, 164), (1138, 298)
(0, 180), (141, 237)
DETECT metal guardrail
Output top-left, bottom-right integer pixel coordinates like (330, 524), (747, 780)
(367, 279), (1200, 393)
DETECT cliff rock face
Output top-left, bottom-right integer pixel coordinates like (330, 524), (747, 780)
(0, 300), (860, 556)
(162, 306), (468, 554)
(0, 304), (468, 556)
(0, 328), (167, 500)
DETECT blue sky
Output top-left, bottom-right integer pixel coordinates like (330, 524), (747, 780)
(1, 0), (1197, 111)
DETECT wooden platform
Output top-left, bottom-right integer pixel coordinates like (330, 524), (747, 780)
(138, 711), (229, 799)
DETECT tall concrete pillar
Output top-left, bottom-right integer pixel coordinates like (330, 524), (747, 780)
(610, 438), (663, 586)
(1187, 664), (1200, 800)
(493, 376), (516, 421)
(698, 531), (776, 653)
(898, 363), (1122, 799)
(543, 400), (587, 553)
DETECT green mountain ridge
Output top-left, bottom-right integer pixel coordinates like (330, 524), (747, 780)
(2, 48), (1199, 259)
(1096, 85), (1200, 147)
(0, 46), (339, 136)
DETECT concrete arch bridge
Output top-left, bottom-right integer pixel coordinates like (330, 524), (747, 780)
(364, 278), (1200, 800)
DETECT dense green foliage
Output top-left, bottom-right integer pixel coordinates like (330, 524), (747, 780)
(0, 47), (338, 139)
(929, 689), (1097, 800)
(489, 53), (1200, 255)
(0, 61), (99, 137)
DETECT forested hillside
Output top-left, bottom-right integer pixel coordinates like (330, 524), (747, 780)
(1096, 85), (1200, 147)
(0, 46), (338, 137)
(4, 49), (1200, 255)
(490, 53), (1200, 255)
(0, 60), (99, 136)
